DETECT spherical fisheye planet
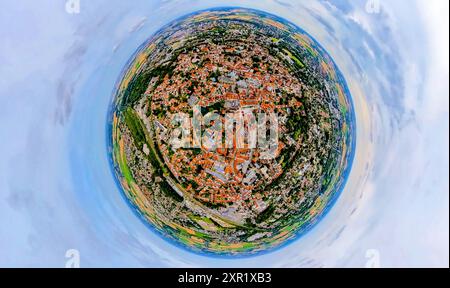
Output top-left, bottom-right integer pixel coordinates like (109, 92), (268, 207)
(109, 7), (355, 256)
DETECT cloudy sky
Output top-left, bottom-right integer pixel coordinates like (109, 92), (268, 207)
(0, 0), (448, 267)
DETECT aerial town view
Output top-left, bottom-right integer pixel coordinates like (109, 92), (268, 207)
(109, 8), (355, 255)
